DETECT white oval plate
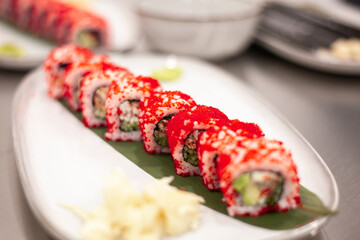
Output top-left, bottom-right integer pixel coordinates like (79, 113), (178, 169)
(0, 0), (139, 70)
(12, 54), (339, 240)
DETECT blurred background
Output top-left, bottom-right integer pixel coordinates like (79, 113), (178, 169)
(1, 0), (360, 239)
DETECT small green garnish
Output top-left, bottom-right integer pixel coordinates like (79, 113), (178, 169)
(152, 66), (182, 82)
(0, 42), (25, 57)
(152, 54), (182, 82)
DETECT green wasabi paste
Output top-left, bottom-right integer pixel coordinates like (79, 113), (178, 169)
(0, 42), (25, 57)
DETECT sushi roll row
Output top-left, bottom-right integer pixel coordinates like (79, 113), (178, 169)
(0, 0), (108, 49)
(43, 45), (301, 217)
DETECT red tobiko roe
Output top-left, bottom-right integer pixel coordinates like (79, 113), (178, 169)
(197, 120), (264, 190)
(198, 119), (264, 157)
(105, 74), (162, 141)
(166, 105), (229, 176)
(139, 91), (197, 154)
(166, 105), (229, 150)
(44, 44), (94, 98)
(139, 90), (196, 126)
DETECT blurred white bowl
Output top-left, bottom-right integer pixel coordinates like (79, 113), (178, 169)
(137, 0), (261, 60)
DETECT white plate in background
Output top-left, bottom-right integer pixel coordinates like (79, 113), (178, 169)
(0, 0), (140, 70)
(12, 54), (339, 240)
(256, 31), (360, 76)
(255, 1), (360, 75)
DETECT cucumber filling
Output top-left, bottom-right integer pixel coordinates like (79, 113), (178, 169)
(153, 114), (174, 147)
(77, 30), (101, 49)
(182, 130), (204, 166)
(233, 171), (284, 206)
(92, 86), (108, 119)
(119, 100), (140, 132)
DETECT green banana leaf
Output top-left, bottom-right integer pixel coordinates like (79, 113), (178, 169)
(64, 102), (336, 230)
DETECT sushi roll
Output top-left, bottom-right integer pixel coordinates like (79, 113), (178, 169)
(105, 76), (162, 141)
(13, 0), (37, 29)
(80, 65), (131, 128)
(64, 11), (109, 49)
(63, 54), (111, 111)
(0, 0), (12, 18)
(43, 44), (94, 99)
(53, 6), (83, 43)
(32, 1), (51, 34)
(26, 0), (51, 33)
(139, 91), (196, 154)
(198, 120), (264, 190)
(167, 105), (229, 176)
(50, 2), (108, 48)
(44, 2), (73, 40)
(217, 138), (301, 217)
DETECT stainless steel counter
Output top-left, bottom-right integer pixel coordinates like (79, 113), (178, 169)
(1, 46), (359, 240)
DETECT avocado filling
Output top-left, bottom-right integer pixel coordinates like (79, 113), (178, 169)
(77, 30), (101, 49)
(153, 114), (174, 147)
(92, 86), (108, 119)
(119, 100), (140, 132)
(233, 171), (284, 206)
(182, 130), (205, 166)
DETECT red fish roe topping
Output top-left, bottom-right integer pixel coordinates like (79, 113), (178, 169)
(81, 63), (129, 88)
(166, 105), (229, 176)
(63, 54), (112, 111)
(197, 120), (264, 190)
(43, 44), (94, 98)
(105, 75), (162, 141)
(167, 105), (229, 151)
(139, 91), (196, 154)
(44, 44), (93, 72)
(199, 120), (264, 154)
(108, 75), (161, 97)
(139, 90), (196, 125)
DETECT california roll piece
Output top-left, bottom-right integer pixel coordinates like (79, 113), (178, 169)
(198, 120), (264, 190)
(105, 76), (162, 141)
(1, 0), (108, 48)
(139, 91), (196, 154)
(167, 105), (229, 176)
(64, 11), (109, 49)
(63, 54), (111, 111)
(217, 138), (301, 217)
(80, 65), (130, 128)
(43, 44), (93, 99)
